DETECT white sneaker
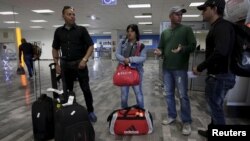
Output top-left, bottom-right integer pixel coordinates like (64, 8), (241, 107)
(162, 117), (175, 125)
(182, 123), (191, 135)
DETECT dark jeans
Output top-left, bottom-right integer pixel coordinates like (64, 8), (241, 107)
(60, 59), (94, 113)
(24, 55), (33, 77)
(205, 73), (236, 125)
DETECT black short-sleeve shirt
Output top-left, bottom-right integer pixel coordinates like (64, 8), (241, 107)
(52, 24), (94, 61)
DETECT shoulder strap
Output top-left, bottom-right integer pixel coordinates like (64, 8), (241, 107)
(135, 42), (144, 56)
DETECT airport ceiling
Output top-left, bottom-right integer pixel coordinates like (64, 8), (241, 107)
(0, 0), (204, 35)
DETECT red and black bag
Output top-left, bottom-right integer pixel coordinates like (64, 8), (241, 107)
(107, 105), (153, 135)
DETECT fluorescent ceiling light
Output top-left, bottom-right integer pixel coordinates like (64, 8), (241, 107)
(144, 31), (152, 34)
(103, 32), (111, 34)
(4, 21), (20, 24)
(79, 24), (90, 27)
(89, 32), (95, 35)
(53, 25), (62, 27)
(32, 9), (54, 13)
(183, 14), (200, 17)
(7, 27), (16, 29)
(134, 15), (152, 18)
(0, 11), (18, 15)
(189, 2), (205, 7)
(143, 29), (152, 32)
(30, 26), (43, 28)
(138, 22), (152, 25)
(128, 4), (151, 8)
(31, 20), (47, 23)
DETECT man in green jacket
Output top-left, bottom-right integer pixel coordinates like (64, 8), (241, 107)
(155, 6), (196, 135)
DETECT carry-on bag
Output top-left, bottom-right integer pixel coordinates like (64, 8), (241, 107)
(113, 64), (140, 86)
(16, 66), (25, 75)
(54, 101), (95, 141)
(107, 105), (153, 135)
(32, 59), (55, 140)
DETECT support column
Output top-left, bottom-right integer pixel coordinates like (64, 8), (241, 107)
(111, 30), (123, 61)
(15, 27), (23, 66)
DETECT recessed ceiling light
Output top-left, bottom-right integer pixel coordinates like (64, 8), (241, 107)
(32, 9), (54, 13)
(4, 21), (20, 24)
(0, 11), (18, 15)
(138, 22), (152, 25)
(53, 25), (63, 27)
(189, 2), (205, 7)
(89, 32), (95, 35)
(183, 15), (200, 17)
(103, 32), (111, 34)
(143, 29), (152, 32)
(91, 15), (96, 20)
(128, 4), (151, 8)
(30, 26), (43, 28)
(30, 20), (47, 23)
(143, 31), (153, 34)
(79, 24), (90, 27)
(134, 15), (152, 18)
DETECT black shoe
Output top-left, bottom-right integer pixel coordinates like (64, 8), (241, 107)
(198, 130), (208, 138)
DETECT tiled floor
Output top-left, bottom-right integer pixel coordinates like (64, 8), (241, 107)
(0, 59), (249, 141)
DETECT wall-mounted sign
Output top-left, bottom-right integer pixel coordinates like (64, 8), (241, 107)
(101, 0), (117, 5)
(96, 39), (112, 48)
(140, 39), (153, 46)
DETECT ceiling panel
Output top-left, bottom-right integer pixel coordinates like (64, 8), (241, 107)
(0, 0), (205, 35)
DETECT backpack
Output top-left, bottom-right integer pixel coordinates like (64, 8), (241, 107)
(33, 43), (42, 60)
(229, 23), (250, 77)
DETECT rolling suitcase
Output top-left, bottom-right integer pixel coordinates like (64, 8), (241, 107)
(54, 93), (95, 141)
(48, 63), (95, 141)
(32, 59), (55, 140)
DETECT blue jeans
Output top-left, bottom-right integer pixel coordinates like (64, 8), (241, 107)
(163, 69), (192, 123)
(24, 55), (33, 77)
(205, 73), (235, 125)
(120, 70), (144, 108)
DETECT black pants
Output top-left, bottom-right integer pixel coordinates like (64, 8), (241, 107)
(60, 59), (94, 113)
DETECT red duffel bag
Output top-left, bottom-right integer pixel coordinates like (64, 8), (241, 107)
(107, 105), (153, 135)
(113, 64), (140, 86)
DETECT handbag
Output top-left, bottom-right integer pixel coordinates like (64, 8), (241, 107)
(113, 64), (140, 86)
(107, 105), (153, 135)
(16, 66), (25, 75)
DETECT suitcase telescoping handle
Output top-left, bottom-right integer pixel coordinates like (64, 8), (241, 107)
(33, 59), (41, 100)
(49, 63), (59, 98)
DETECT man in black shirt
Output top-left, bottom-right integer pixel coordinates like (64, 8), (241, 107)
(193, 0), (236, 138)
(52, 6), (97, 122)
(19, 38), (34, 79)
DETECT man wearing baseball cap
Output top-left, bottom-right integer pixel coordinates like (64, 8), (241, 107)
(193, 0), (236, 138)
(155, 5), (196, 136)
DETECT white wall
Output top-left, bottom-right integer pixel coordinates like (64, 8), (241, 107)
(195, 32), (207, 50)
(0, 29), (15, 43)
(23, 29), (55, 59)
(227, 77), (250, 106)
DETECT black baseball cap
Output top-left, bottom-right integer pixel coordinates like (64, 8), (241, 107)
(197, 0), (225, 11)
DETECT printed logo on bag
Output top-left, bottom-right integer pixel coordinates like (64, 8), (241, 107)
(117, 72), (132, 75)
(124, 125), (139, 134)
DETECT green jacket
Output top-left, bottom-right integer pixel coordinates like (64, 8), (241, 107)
(158, 24), (196, 70)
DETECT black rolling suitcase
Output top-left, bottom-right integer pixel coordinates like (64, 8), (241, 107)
(54, 102), (95, 141)
(48, 63), (95, 141)
(32, 59), (55, 141)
